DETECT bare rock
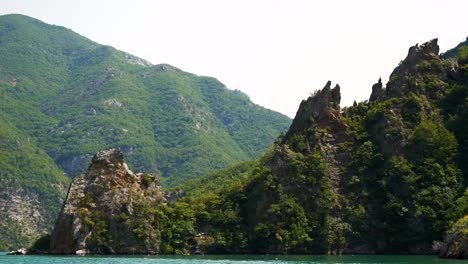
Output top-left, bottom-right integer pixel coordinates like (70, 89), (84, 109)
(285, 81), (345, 139)
(369, 78), (384, 102)
(7, 248), (27, 255)
(103, 98), (123, 108)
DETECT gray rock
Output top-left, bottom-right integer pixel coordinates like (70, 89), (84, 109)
(49, 148), (164, 255)
(381, 38), (451, 101)
(369, 78), (384, 102)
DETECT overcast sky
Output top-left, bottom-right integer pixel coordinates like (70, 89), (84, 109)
(1, 0), (467, 117)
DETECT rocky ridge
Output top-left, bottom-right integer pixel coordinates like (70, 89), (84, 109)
(233, 38), (466, 255)
(370, 38), (457, 102)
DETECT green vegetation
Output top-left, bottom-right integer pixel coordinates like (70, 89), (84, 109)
(442, 216), (468, 258)
(0, 114), (68, 250)
(121, 37), (467, 255)
(141, 173), (155, 188)
(175, 160), (256, 197)
(0, 14), (290, 184)
(0, 14), (290, 249)
(1, 14), (467, 255)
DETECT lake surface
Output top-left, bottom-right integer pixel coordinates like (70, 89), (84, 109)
(0, 253), (466, 264)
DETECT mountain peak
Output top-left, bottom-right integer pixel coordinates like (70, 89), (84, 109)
(373, 38), (449, 101)
(285, 81), (342, 139)
(369, 78), (384, 101)
(407, 38), (439, 63)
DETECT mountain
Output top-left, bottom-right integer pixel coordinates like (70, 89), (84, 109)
(44, 37), (468, 257)
(0, 14), (290, 249)
(50, 39), (468, 258)
(199, 38), (466, 256)
(190, 38), (467, 255)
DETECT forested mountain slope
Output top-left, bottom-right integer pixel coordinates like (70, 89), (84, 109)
(0, 14), (290, 249)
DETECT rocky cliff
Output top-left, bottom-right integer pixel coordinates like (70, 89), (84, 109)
(49, 148), (164, 254)
(284, 81), (349, 189)
(182, 37), (467, 255)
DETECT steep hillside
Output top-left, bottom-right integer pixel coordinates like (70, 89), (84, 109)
(211, 38), (466, 255)
(0, 14), (290, 184)
(0, 14), (290, 249)
(0, 114), (68, 250)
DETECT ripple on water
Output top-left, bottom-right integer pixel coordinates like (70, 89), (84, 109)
(0, 254), (463, 264)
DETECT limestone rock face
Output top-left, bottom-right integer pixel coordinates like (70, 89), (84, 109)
(0, 185), (66, 250)
(49, 148), (163, 255)
(7, 248), (27, 255)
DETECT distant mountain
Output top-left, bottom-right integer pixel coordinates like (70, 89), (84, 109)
(0, 14), (290, 249)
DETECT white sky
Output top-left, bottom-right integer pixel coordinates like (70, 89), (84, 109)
(1, 0), (467, 117)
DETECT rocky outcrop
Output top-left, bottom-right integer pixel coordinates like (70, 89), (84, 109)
(285, 81), (343, 139)
(0, 186), (66, 250)
(238, 81), (353, 253)
(369, 78), (383, 102)
(7, 248), (27, 255)
(49, 148), (164, 255)
(439, 216), (468, 259)
(284, 81), (349, 187)
(370, 39), (456, 102)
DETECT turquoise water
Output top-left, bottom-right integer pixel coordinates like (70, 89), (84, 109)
(0, 253), (466, 264)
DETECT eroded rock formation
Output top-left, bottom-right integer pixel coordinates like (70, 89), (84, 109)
(49, 148), (163, 254)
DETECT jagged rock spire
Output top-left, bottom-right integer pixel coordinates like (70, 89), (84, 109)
(369, 78), (383, 102)
(369, 38), (448, 101)
(284, 81), (342, 140)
